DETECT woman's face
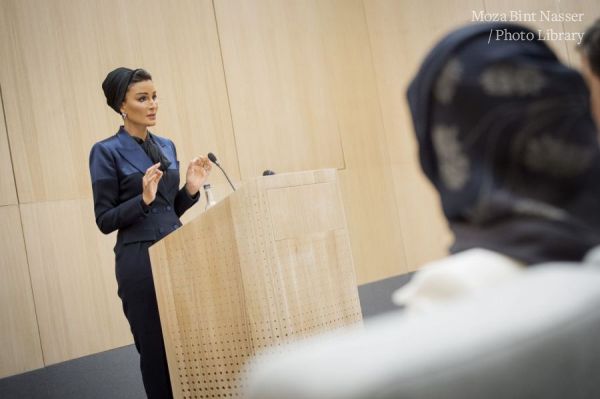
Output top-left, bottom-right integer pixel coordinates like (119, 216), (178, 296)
(120, 79), (158, 127)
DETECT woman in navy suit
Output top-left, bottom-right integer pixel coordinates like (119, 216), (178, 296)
(89, 67), (212, 398)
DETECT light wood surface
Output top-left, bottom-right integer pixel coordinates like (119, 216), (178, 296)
(318, 0), (411, 282)
(150, 170), (362, 399)
(214, 0), (345, 178)
(0, 0), (237, 203)
(363, 0), (477, 272)
(0, 205), (43, 378)
(0, 0), (596, 376)
(364, 0), (484, 167)
(267, 181), (345, 240)
(484, 0), (571, 62)
(557, 0), (600, 67)
(0, 88), (17, 206)
(391, 166), (453, 271)
(19, 199), (132, 365)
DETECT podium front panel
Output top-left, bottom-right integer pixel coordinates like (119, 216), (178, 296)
(150, 170), (363, 398)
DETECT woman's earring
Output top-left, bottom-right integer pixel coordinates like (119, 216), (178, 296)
(121, 112), (127, 120)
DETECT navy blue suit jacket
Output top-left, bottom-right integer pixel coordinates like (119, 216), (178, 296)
(89, 127), (198, 248)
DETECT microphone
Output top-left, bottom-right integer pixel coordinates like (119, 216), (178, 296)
(207, 152), (236, 191)
(262, 170), (276, 176)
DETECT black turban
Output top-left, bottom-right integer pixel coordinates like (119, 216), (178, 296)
(102, 67), (138, 114)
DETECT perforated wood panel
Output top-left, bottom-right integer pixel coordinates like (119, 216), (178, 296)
(151, 200), (251, 398)
(150, 170), (362, 398)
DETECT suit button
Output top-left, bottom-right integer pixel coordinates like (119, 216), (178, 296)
(173, 224), (179, 230)
(166, 206), (172, 211)
(159, 227), (164, 234)
(151, 208), (158, 214)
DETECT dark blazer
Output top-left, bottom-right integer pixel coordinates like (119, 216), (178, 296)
(90, 127), (196, 397)
(89, 127), (198, 248)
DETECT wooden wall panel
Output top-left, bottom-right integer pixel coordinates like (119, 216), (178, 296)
(316, 0), (409, 282)
(215, 0), (406, 283)
(483, 0), (570, 62)
(363, 0), (477, 272)
(0, 205), (43, 378)
(0, 0), (237, 203)
(0, 88), (17, 206)
(558, 0), (600, 66)
(364, 0), (483, 167)
(391, 166), (453, 271)
(214, 0), (345, 179)
(20, 199), (131, 365)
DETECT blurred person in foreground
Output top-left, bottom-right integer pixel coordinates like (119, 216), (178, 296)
(579, 19), (600, 128)
(393, 22), (600, 312)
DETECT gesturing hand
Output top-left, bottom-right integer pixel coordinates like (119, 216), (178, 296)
(142, 163), (163, 205)
(185, 156), (212, 196)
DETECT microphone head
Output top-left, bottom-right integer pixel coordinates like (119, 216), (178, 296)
(262, 170), (276, 176)
(207, 152), (218, 164)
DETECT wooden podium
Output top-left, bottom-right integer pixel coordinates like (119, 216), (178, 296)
(149, 169), (363, 398)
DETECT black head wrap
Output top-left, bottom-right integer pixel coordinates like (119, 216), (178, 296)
(407, 23), (600, 264)
(102, 67), (139, 114)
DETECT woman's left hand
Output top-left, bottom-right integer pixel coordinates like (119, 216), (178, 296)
(185, 156), (212, 196)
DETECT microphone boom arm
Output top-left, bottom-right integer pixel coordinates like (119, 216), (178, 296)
(208, 152), (236, 191)
(215, 162), (236, 191)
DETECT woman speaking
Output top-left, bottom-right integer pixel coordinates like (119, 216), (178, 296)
(89, 67), (211, 398)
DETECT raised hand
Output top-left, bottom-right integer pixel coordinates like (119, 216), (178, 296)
(142, 163), (163, 205)
(185, 156), (212, 196)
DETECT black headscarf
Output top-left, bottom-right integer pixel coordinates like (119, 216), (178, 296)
(102, 67), (139, 114)
(407, 23), (600, 264)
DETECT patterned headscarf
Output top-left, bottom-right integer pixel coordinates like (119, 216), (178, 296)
(407, 23), (600, 264)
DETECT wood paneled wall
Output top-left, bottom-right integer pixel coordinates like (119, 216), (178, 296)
(0, 207), (43, 377)
(0, 83), (43, 376)
(0, 88), (17, 206)
(215, 0), (346, 176)
(20, 200), (131, 365)
(0, 0), (598, 378)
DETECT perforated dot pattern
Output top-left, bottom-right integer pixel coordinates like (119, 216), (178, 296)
(150, 171), (363, 399)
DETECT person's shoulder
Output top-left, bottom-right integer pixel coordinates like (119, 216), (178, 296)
(150, 132), (175, 148)
(90, 132), (121, 158)
(94, 134), (119, 147)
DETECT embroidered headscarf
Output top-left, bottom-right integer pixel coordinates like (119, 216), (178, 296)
(407, 23), (600, 264)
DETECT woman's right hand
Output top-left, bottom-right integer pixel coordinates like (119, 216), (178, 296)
(142, 163), (163, 205)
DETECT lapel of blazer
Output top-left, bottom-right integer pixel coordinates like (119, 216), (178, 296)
(116, 128), (179, 203)
(115, 128), (153, 174)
